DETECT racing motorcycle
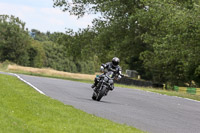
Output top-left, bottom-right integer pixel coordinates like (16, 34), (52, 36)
(92, 70), (123, 101)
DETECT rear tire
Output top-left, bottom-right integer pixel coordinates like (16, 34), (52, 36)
(96, 86), (107, 101)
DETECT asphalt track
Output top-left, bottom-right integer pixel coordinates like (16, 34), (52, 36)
(2, 73), (200, 133)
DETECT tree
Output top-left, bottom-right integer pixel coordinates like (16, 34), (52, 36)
(0, 15), (31, 66)
(53, 0), (200, 87)
(29, 40), (46, 68)
(139, 0), (200, 87)
(53, 0), (147, 71)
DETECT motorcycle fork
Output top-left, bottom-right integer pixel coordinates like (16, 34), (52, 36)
(95, 82), (102, 93)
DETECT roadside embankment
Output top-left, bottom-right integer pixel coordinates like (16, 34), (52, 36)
(7, 64), (96, 81)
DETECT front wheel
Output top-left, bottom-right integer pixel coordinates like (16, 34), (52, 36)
(96, 86), (107, 101)
(92, 92), (97, 100)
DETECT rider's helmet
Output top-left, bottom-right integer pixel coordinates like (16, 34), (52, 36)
(112, 57), (120, 67)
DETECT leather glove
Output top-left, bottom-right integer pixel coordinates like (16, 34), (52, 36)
(100, 66), (104, 71)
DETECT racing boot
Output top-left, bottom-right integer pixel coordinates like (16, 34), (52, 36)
(91, 84), (96, 88)
(91, 77), (99, 88)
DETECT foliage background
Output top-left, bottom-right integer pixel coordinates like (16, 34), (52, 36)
(1, 0), (200, 87)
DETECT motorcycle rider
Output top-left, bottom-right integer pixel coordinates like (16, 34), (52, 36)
(91, 57), (122, 91)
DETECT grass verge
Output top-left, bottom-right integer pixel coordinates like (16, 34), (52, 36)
(116, 84), (200, 101)
(0, 74), (143, 133)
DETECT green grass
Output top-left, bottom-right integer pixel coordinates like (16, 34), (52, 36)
(116, 84), (200, 101)
(0, 74), (143, 133)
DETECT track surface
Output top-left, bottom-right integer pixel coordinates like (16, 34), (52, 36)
(3, 73), (200, 133)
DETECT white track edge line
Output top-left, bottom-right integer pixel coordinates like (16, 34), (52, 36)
(8, 72), (45, 95)
(145, 90), (200, 103)
(130, 87), (200, 103)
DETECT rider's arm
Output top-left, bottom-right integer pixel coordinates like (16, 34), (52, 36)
(100, 63), (107, 72)
(101, 64), (106, 68)
(102, 62), (110, 68)
(119, 70), (122, 75)
(101, 62), (110, 70)
(117, 66), (123, 80)
(118, 66), (122, 74)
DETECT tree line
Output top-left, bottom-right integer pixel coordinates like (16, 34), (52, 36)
(53, 0), (200, 87)
(0, 15), (95, 74)
(1, 0), (200, 88)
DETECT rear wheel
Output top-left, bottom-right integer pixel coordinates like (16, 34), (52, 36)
(96, 86), (107, 101)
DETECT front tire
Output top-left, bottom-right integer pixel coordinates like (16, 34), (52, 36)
(92, 92), (97, 100)
(96, 86), (107, 101)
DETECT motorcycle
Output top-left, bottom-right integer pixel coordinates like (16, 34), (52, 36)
(92, 70), (123, 101)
